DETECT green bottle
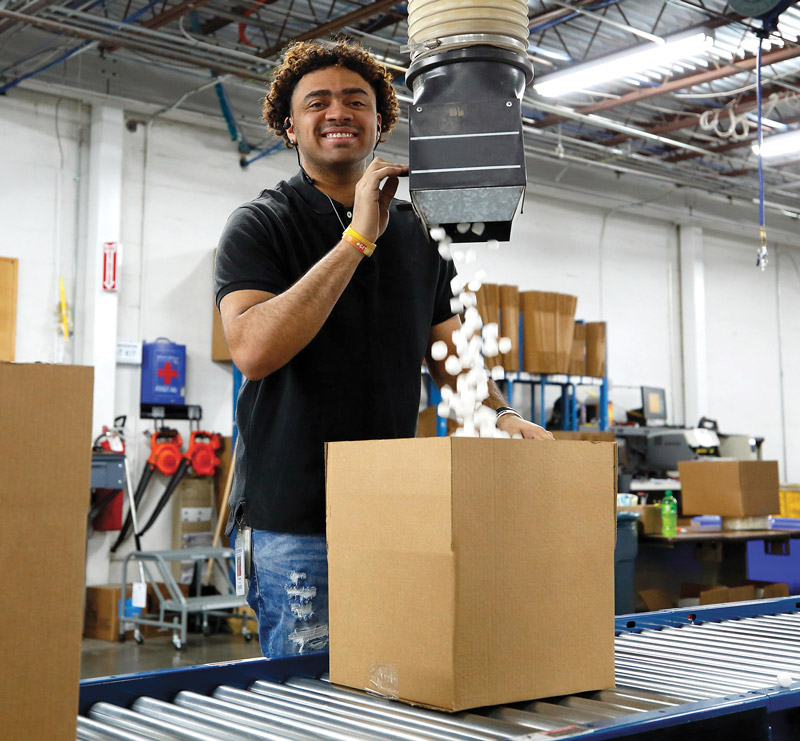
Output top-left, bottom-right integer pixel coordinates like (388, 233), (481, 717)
(661, 490), (678, 537)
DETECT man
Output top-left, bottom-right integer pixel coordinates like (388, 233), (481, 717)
(215, 38), (552, 658)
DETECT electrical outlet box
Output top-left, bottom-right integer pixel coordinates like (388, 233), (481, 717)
(116, 340), (142, 365)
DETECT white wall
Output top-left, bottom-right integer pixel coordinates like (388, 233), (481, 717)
(0, 94), (88, 364)
(4, 86), (800, 584)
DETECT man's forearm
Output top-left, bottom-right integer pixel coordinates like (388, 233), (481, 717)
(483, 379), (511, 412)
(229, 241), (363, 379)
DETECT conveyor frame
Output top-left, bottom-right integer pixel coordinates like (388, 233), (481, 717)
(80, 596), (800, 739)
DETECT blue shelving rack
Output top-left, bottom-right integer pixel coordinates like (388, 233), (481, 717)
(424, 314), (610, 434)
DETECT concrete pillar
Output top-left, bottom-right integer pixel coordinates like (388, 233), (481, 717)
(75, 105), (123, 436)
(678, 224), (708, 428)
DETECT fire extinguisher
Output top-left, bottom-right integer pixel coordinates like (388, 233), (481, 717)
(89, 416), (127, 531)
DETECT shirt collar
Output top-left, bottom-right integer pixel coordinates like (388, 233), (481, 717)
(286, 170), (338, 216)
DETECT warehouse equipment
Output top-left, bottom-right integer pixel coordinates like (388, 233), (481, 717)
(80, 596), (800, 739)
(136, 431), (221, 538)
(405, 0), (532, 242)
(89, 417), (128, 531)
(110, 428), (183, 553)
(88, 453), (125, 531)
(615, 426), (720, 479)
(119, 547), (253, 650)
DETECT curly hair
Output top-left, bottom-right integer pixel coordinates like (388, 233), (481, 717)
(263, 38), (399, 148)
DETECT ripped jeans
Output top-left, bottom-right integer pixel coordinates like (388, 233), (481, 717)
(247, 529), (329, 658)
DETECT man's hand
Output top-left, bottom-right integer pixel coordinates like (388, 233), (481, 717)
(496, 413), (555, 440)
(351, 157), (408, 243)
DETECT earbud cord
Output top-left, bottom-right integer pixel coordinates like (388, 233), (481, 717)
(295, 124), (382, 221)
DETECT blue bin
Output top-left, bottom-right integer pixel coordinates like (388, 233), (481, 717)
(747, 538), (800, 592)
(141, 338), (186, 406)
(615, 511), (640, 614)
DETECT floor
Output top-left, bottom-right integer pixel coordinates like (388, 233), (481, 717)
(80, 631), (263, 679)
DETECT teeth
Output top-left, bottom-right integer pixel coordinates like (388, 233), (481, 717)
(325, 133), (354, 138)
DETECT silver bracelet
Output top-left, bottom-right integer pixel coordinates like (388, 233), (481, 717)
(495, 406), (522, 422)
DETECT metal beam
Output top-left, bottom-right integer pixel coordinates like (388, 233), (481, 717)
(200, 0), (280, 36)
(138, 0), (216, 31)
(0, 0), (62, 36)
(96, 0), (219, 54)
(254, 0), (400, 59)
(533, 40), (800, 129)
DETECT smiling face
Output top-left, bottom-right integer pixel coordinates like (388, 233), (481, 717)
(286, 66), (381, 175)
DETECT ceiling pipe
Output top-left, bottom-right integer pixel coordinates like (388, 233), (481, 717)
(667, 108), (800, 162)
(602, 85), (791, 145)
(0, 9), (268, 81)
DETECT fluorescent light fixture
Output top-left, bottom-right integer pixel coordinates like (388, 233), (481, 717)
(752, 129), (800, 158)
(745, 113), (788, 130)
(533, 32), (714, 97)
(528, 44), (572, 62)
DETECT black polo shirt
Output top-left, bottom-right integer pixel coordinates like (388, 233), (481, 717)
(215, 171), (456, 534)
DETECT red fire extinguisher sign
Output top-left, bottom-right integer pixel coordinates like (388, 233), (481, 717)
(102, 242), (118, 291)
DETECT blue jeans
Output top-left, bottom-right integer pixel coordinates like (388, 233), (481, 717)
(247, 529), (329, 658)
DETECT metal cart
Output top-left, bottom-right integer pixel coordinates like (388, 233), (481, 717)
(119, 547), (254, 650)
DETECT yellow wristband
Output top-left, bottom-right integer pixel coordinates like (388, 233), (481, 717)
(342, 226), (376, 257)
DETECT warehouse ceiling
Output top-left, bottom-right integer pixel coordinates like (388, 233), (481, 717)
(2, 0), (800, 216)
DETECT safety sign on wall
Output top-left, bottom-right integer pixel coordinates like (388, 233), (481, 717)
(102, 241), (119, 292)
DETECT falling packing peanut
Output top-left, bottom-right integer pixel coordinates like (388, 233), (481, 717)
(431, 227), (516, 438)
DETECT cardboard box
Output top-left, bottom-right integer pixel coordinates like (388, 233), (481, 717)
(618, 504), (662, 535)
(228, 605), (258, 635)
(639, 582), (787, 611)
(520, 291), (578, 374)
(326, 438), (617, 712)
(1, 363), (93, 740)
(475, 284), (502, 371)
(212, 304), (232, 362)
(585, 322), (606, 378)
(212, 249), (233, 362)
(84, 583), (191, 641)
(172, 476), (216, 582)
(569, 322), (586, 376)
(499, 285), (519, 372)
(0, 257), (18, 361)
(552, 430), (615, 442)
(679, 460), (780, 516)
(638, 588), (674, 612)
(416, 406), (457, 438)
(779, 485), (800, 517)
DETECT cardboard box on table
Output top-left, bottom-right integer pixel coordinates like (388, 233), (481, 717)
(639, 582), (789, 611)
(618, 504), (662, 535)
(326, 437), (617, 712)
(678, 460), (780, 516)
(1, 363), (93, 740)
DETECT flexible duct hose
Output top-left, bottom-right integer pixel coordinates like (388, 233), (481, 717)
(407, 0), (529, 59)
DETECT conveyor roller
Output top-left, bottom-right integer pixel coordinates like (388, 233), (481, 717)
(79, 597), (800, 740)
